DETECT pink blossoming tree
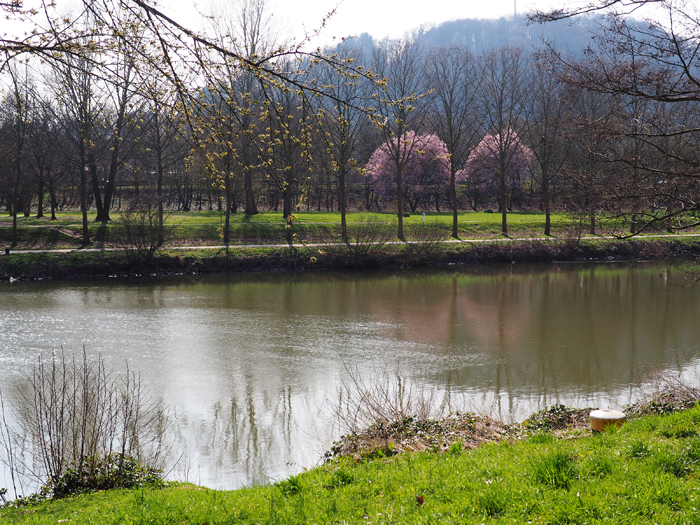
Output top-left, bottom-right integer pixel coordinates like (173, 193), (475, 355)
(461, 130), (533, 223)
(365, 132), (451, 213)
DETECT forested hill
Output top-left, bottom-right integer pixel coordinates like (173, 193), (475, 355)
(348, 14), (603, 55)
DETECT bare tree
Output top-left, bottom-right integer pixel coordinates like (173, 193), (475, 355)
(371, 40), (427, 240)
(425, 46), (483, 238)
(561, 85), (617, 234)
(135, 75), (187, 245)
(207, 0), (283, 217)
(51, 54), (99, 244)
(1, 64), (31, 246)
(26, 92), (65, 220)
(522, 52), (567, 236)
(315, 43), (371, 242)
(1, 350), (166, 496)
(532, 0), (700, 232)
(480, 46), (528, 235)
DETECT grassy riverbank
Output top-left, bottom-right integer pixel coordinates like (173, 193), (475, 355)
(1, 210), (699, 281)
(3, 404), (700, 523)
(1, 236), (699, 282)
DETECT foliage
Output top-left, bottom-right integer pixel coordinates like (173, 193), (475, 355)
(531, 450), (577, 489)
(365, 133), (451, 212)
(341, 216), (395, 256)
(45, 454), (164, 500)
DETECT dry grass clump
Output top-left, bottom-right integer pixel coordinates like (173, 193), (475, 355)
(325, 412), (514, 461)
(328, 368), (518, 461)
(521, 404), (593, 434)
(626, 372), (700, 417)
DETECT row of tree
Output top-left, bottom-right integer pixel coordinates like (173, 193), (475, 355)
(0, 0), (698, 244)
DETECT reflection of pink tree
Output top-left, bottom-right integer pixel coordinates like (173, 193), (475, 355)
(462, 130), (533, 212)
(365, 132), (450, 212)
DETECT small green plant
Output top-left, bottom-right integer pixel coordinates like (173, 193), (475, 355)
(532, 451), (577, 490)
(529, 432), (554, 444)
(653, 448), (691, 478)
(476, 485), (507, 517)
(449, 440), (463, 455)
(585, 455), (614, 479)
(329, 468), (354, 488)
(277, 475), (303, 497)
(46, 454), (164, 499)
(629, 440), (652, 459)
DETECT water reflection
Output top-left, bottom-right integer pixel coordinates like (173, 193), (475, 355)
(0, 261), (699, 489)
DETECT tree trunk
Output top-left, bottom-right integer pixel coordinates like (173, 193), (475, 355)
(340, 168), (348, 243)
(49, 179), (57, 220)
(11, 200), (17, 247)
(500, 171), (508, 235)
(543, 176), (551, 236)
(36, 178), (45, 219)
(396, 167), (404, 240)
(244, 170), (258, 215)
(89, 159), (106, 222)
(450, 170), (459, 238)
(157, 162), (164, 247)
(80, 159), (89, 244)
(283, 187), (292, 219)
(223, 174), (231, 246)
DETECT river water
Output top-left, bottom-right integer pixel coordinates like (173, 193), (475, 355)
(1, 260), (699, 490)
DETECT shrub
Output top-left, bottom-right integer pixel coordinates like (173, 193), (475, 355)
(0, 349), (166, 502)
(46, 453), (164, 499)
(343, 216), (395, 257)
(116, 193), (176, 264)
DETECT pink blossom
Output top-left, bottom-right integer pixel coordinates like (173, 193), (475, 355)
(365, 132), (451, 210)
(463, 130), (533, 199)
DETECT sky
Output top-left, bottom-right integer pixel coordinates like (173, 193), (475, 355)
(3, 0), (666, 51)
(162, 0), (579, 47)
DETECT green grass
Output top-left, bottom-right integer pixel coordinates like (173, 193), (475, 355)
(1, 210), (695, 250)
(5, 406), (700, 523)
(0, 227), (84, 249)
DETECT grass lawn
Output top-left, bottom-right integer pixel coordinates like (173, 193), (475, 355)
(3, 406), (700, 523)
(2, 210), (687, 250)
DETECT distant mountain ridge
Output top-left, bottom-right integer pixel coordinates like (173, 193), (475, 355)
(344, 14), (605, 55)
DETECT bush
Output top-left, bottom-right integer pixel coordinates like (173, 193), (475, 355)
(343, 216), (395, 257)
(0, 349), (167, 503)
(116, 193), (176, 264)
(46, 453), (164, 499)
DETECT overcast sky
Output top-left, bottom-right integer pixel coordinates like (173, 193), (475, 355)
(4, 0), (666, 50)
(163, 0), (583, 47)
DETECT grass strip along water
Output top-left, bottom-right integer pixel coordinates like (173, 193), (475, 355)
(3, 398), (700, 524)
(1, 236), (700, 282)
(2, 211), (699, 281)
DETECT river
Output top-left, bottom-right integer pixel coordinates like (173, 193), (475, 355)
(1, 260), (699, 490)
